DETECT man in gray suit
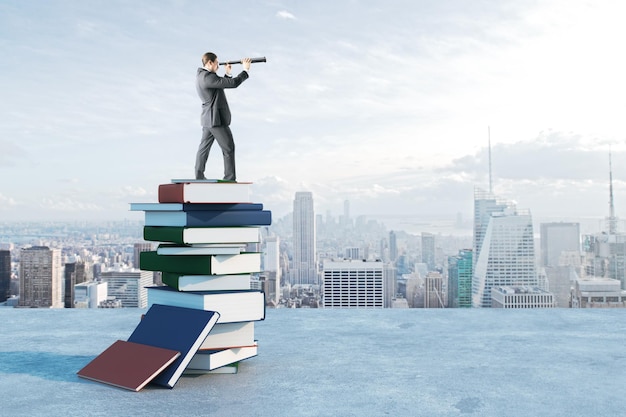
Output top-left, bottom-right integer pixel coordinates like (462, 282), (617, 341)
(195, 53), (252, 181)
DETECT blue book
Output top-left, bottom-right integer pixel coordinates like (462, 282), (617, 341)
(127, 304), (220, 388)
(143, 209), (272, 227)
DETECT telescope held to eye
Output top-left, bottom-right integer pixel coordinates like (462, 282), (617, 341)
(219, 57), (267, 66)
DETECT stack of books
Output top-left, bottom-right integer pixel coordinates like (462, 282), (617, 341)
(77, 180), (270, 391)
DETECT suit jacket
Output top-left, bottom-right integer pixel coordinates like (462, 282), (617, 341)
(196, 67), (249, 127)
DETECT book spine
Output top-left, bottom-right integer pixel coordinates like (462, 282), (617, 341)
(143, 226), (184, 243)
(140, 251), (213, 274)
(158, 183), (185, 203)
(160, 272), (181, 291)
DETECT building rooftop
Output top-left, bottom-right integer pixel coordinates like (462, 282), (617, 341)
(1, 308), (625, 416)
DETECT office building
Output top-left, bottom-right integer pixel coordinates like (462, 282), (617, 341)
(383, 263), (396, 308)
(344, 247), (361, 260)
(74, 281), (108, 308)
(64, 261), (86, 308)
(424, 272), (445, 308)
(540, 222), (580, 267)
(292, 191), (317, 286)
(322, 259), (384, 308)
(472, 204), (538, 308)
(19, 246), (63, 308)
(0, 250), (10, 303)
(582, 233), (626, 288)
(448, 249), (472, 308)
(571, 277), (626, 308)
(99, 269), (152, 307)
(491, 286), (555, 308)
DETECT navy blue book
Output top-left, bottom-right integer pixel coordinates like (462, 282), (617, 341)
(130, 202), (263, 212)
(127, 304), (220, 388)
(142, 209), (272, 227)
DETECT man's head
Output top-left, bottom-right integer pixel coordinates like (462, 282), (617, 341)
(202, 52), (219, 72)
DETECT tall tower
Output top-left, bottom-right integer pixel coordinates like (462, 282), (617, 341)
(19, 246), (63, 308)
(421, 232), (436, 271)
(608, 149), (618, 234)
(472, 188), (510, 275)
(472, 206), (538, 307)
(389, 231), (398, 265)
(0, 250), (10, 303)
(292, 191), (317, 286)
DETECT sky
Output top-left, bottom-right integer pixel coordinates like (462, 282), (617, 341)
(2, 0), (626, 229)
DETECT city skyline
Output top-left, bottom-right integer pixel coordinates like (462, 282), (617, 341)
(2, 1), (626, 223)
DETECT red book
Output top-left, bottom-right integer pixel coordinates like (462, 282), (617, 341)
(158, 181), (251, 204)
(77, 340), (181, 391)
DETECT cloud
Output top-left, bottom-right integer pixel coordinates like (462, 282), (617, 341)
(0, 194), (17, 208)
(276, 10), (296, 20)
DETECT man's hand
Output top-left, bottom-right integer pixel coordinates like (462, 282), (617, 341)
(242, 58), (251, 71)
(224, 63), (232, 76)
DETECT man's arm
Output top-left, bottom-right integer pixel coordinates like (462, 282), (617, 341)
(199, 70), (248, 89)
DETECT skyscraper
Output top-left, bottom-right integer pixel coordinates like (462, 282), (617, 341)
(472, 187), (510, 274)
(472, 207), (538, 307)
(64, 261), (87, 308)
(0, 250), (10, 303)
(448, 249), (473, 308)
(292, 191), (317, 286)
(19, 246), (63, 308)
(421, 232), (436, 271)
(540, 222), (580, 267)
(263, 235), (281, 305)
(389, 231), (398, 264)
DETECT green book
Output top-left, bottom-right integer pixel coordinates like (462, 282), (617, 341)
(140, 251), (261, 275)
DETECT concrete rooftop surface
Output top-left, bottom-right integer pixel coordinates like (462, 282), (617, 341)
(1, 307), (626, 417)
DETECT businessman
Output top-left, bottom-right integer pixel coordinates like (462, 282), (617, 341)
(195, 53), (251, 181)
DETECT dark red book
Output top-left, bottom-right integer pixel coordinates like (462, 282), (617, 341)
(77, 340), (181, 391)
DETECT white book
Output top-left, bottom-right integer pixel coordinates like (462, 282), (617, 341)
(143, 226), (260, 245)
(162, 272), (251, 292)
(156, 244), (245, 256)
(146, 287), (265, 324)
(200, 321), (255, 350)
(158, 181), (251, 203)
(187, 344), (258, 371)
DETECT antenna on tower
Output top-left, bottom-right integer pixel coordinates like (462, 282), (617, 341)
(488, 126), (493, 194)
(608, 147), (617, 234)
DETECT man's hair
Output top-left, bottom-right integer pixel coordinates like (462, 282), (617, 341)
(202, 52), (217, 66)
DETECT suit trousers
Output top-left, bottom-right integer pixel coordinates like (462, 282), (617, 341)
(195, 126), (236, 181)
